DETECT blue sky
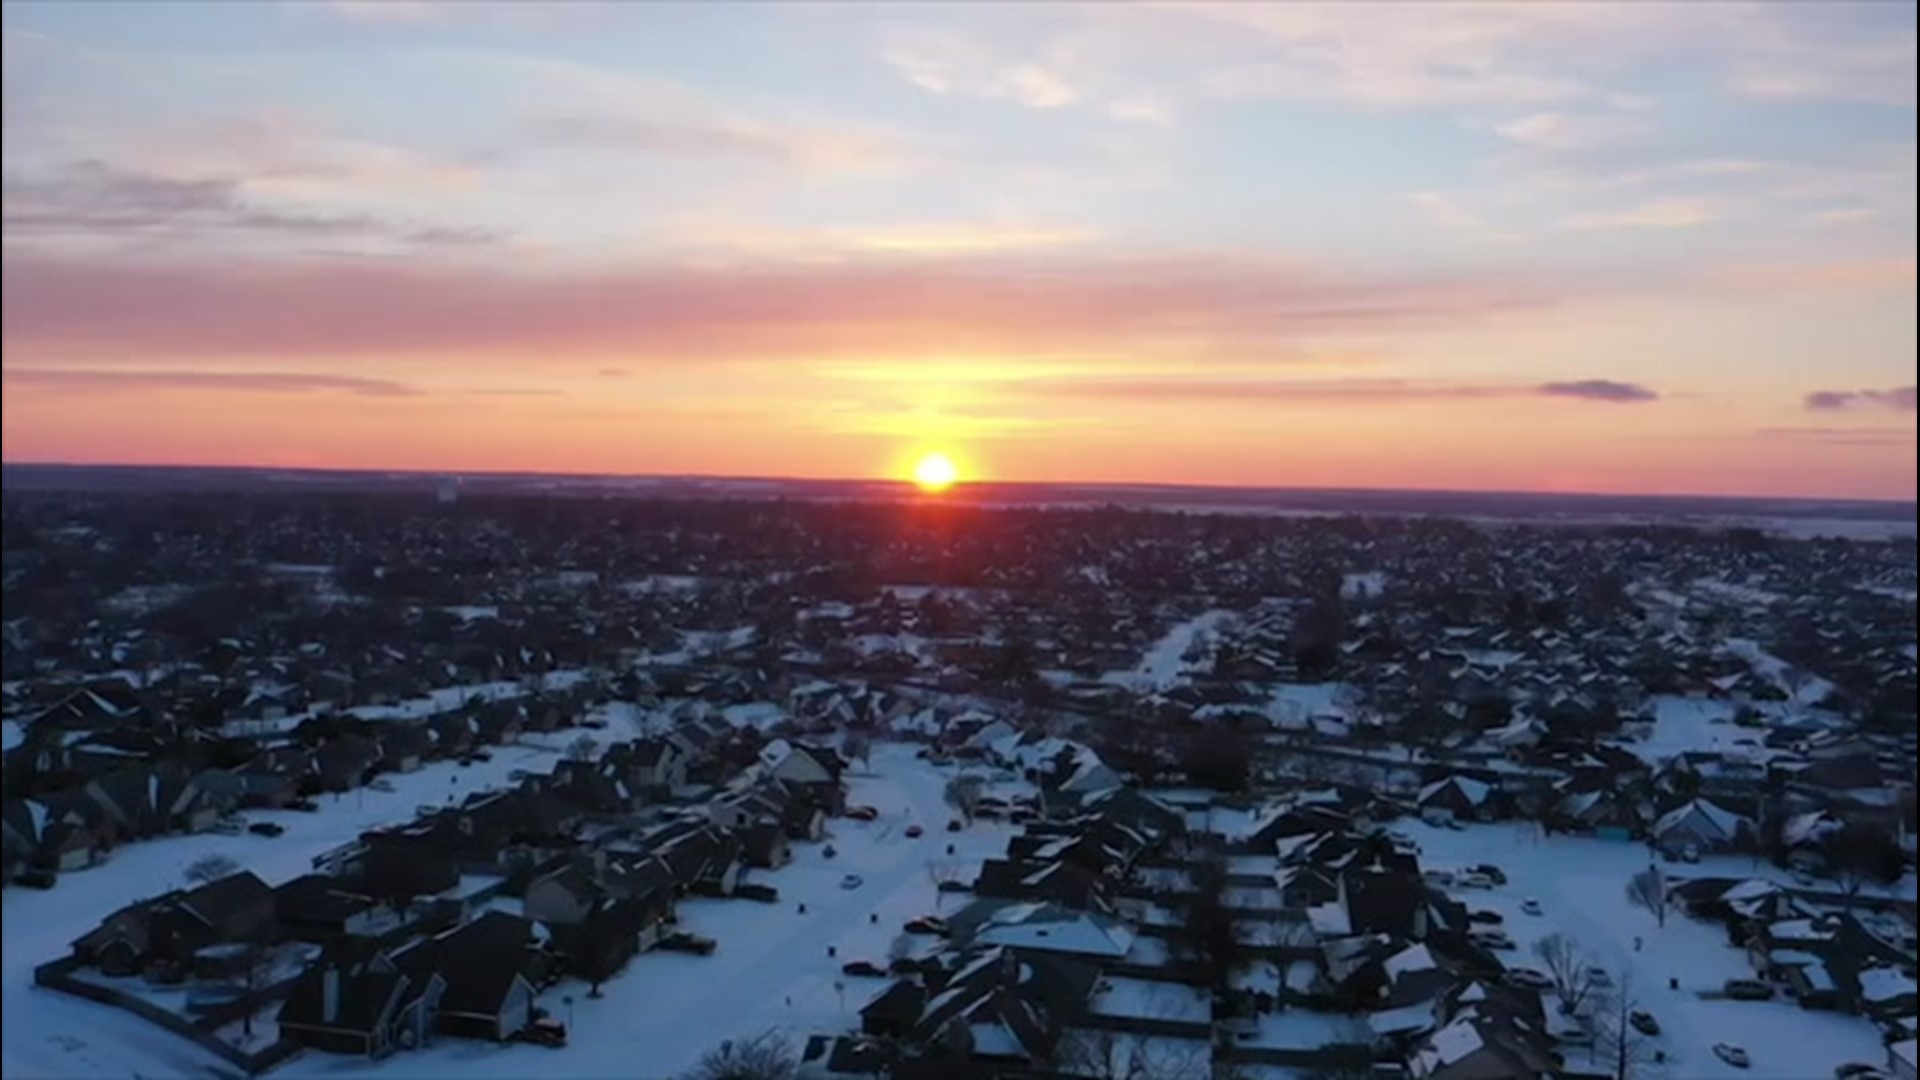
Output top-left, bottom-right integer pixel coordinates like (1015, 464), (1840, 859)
(2, 1), (1915, 497)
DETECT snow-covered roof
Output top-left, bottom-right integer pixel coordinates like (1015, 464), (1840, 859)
(1653, 797), (1751, 841)
(1858, 966), (1917, 1004)
(1384, 943), (1436, 982)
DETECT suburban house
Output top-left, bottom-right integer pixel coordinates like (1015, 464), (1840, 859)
(277, 952), (445, 1058)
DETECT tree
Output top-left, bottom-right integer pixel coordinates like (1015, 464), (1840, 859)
(566, 734), (599, 761)
(1593, 979), (1660, 1080)
(680, 1030), (795, 1080)
(1533, 933), (1603, 1017)
(1625, 866), (1671, 928)
(943, 773), (983, 825)
(926, 859), (963, 909)
(184, 854), (241, 886)
(234, 933), (278, 1040)
(842, 732), (872, 770)
(1829, 823), (1904, 900)
(1181, 854), (1238, 993)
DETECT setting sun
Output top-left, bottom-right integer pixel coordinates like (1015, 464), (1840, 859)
(912, 451), (960, 493)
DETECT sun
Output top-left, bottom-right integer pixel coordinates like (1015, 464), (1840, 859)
(912, 451), (960, 493)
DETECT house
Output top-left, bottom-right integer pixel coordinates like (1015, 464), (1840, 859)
(376, 726), (431, 774)
(1417, 776), (1496, 824)
(274, 874), (391, 941)
(392, 912), (552, 1042)
(74, 870), (276, 972)
(1889, 1038), (1916, 1080)
(277, 956), (444, 1057)
(612, 738), (688, 792)
(1652, 797), (1755, 857)
(952, 900), (1137, 960)
(315, 734), (384, 792)
(1408, 1013), (1559, 1080)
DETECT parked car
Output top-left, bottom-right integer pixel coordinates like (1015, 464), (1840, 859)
(1556, 1027), (1595, 1047)
(16, 869), (57, 890)
(1713, 1044), (1750, 1069)
(1468, 910), (1504, 926)
(1835, 1064), (1890, 1079)
(1423, 870), (1456, 887)
(904, 915), (950, 935)
(1585, 966), (1612, 987)
(735, 883), (780, 904)
(845, 806), (880, 822)
(287, 798), (320, 813)
(470, 750), (493, 763)
(1457, 872), (1496, 890)
(368, 779), (396, 793)
(1680, 843), (1701, 864)
(520, 1018), (567, 1048)
(1630, 1010), (1660, 1037)
(1723, 979), (1774, 1001)
(209, 819), (244, 835)
(581, 718), (608, 730)
(659, 933), (717, 956)
(946, 819), (963, 832)
(840, 874), (864, 890)
(1507, 968), (1554, 991)
(1521, 898), (1543, 916)
(904, 825), (924, 839)
(936, 879), (971, 894)
(841, 960), (886, 978)
(248, 822), (286, 838)
(1470, 929), (1516, 951)
(1466, 864), (1509, 886)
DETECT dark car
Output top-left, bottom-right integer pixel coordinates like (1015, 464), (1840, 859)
(1630, 1010), (1660, 1036)
(936, 879), (972, 894)
(1468, 910), (1505, 926)
(1723, 979), (1774, 1001)
(1466, 864), (1508, 885)
(735, 883), (780, 904)
(249, 822), (286, 837)
(845, 806), (880, 822)
(905, 824), (924, 838)
(520, 1018), (567, 1048)
(581, 719), (608, 730)
(16, 869), (57, 890)
(660, 933), (718, 956)
(469, 750), (493, 763)
(287, 798), (320, 812)
(841, 960), (886, 978)
(905, 915), (950, 935)
(946, 820), (963, 832)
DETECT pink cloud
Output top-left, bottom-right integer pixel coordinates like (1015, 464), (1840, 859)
(0, 250), (1567, 365)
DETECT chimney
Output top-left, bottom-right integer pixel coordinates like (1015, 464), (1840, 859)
(322, 966), (341, 1025)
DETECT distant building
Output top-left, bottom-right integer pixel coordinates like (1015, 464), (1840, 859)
(436, 477), (461, 505)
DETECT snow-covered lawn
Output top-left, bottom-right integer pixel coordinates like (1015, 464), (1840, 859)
(1406, 820), (1900, 1080)
(1109, 610), (1237, 692)
(4, 742), (1017, 1080)
(2, 724), (612, 1080)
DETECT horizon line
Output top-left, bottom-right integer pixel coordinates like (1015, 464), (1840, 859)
(3, 458), (1914, 512)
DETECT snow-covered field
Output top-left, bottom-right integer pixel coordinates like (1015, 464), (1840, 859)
(2, 743), (1015, 1080)
(1406, 820), (1902, 1080)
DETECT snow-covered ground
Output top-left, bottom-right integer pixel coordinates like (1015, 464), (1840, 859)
(1406, 820), (1902, 1080)
(2, 724), (611, 1079)
(1109, 610), (1237, 692)
(3, 743), (1016, 1080)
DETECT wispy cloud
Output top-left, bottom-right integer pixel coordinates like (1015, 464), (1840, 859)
(1757, 426), (1918, 446)
(1560, 198), (1716, 230)
(1804, 386), (1918, 412)
(0, 249), (1576, 364)
(1, 160), (498, 247)
(1537, 379), (1660, 403)
(0, 368), (422, 397)
(1014, 376), (1661, 405)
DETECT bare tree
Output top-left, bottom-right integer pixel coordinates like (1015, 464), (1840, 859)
(1593, 979), (1660, 1080)
(1625, 866), (1671, 928)
(184, 853), (241, 886)
(566, 734), (599, 761)
(943, 773), (983, 825)
(842, 732), (872, 770)
(1533, 933), (1603, 1017)
(926, 859), (963, 909)
(680, 1030), (795, 1080)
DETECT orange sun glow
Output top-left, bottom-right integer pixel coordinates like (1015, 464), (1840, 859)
(912, 451), (960, 492)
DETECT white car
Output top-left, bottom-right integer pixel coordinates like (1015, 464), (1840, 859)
(1457, 872), (1495, 890)
(1713, 1044), (1751, 1069)
(840, 874), (864, 890)
(1471, 929), (1516, 951)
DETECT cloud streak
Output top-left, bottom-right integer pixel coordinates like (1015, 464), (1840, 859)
(1013, 376), (1660, 405)
(1537, 379), (1660, 403)
(1804, 386), (1919, 412)
(0, 368), (422, 397)
(0, 250), (1574, 364)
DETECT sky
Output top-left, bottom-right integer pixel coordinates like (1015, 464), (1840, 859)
(1, 0), (1915, 500)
